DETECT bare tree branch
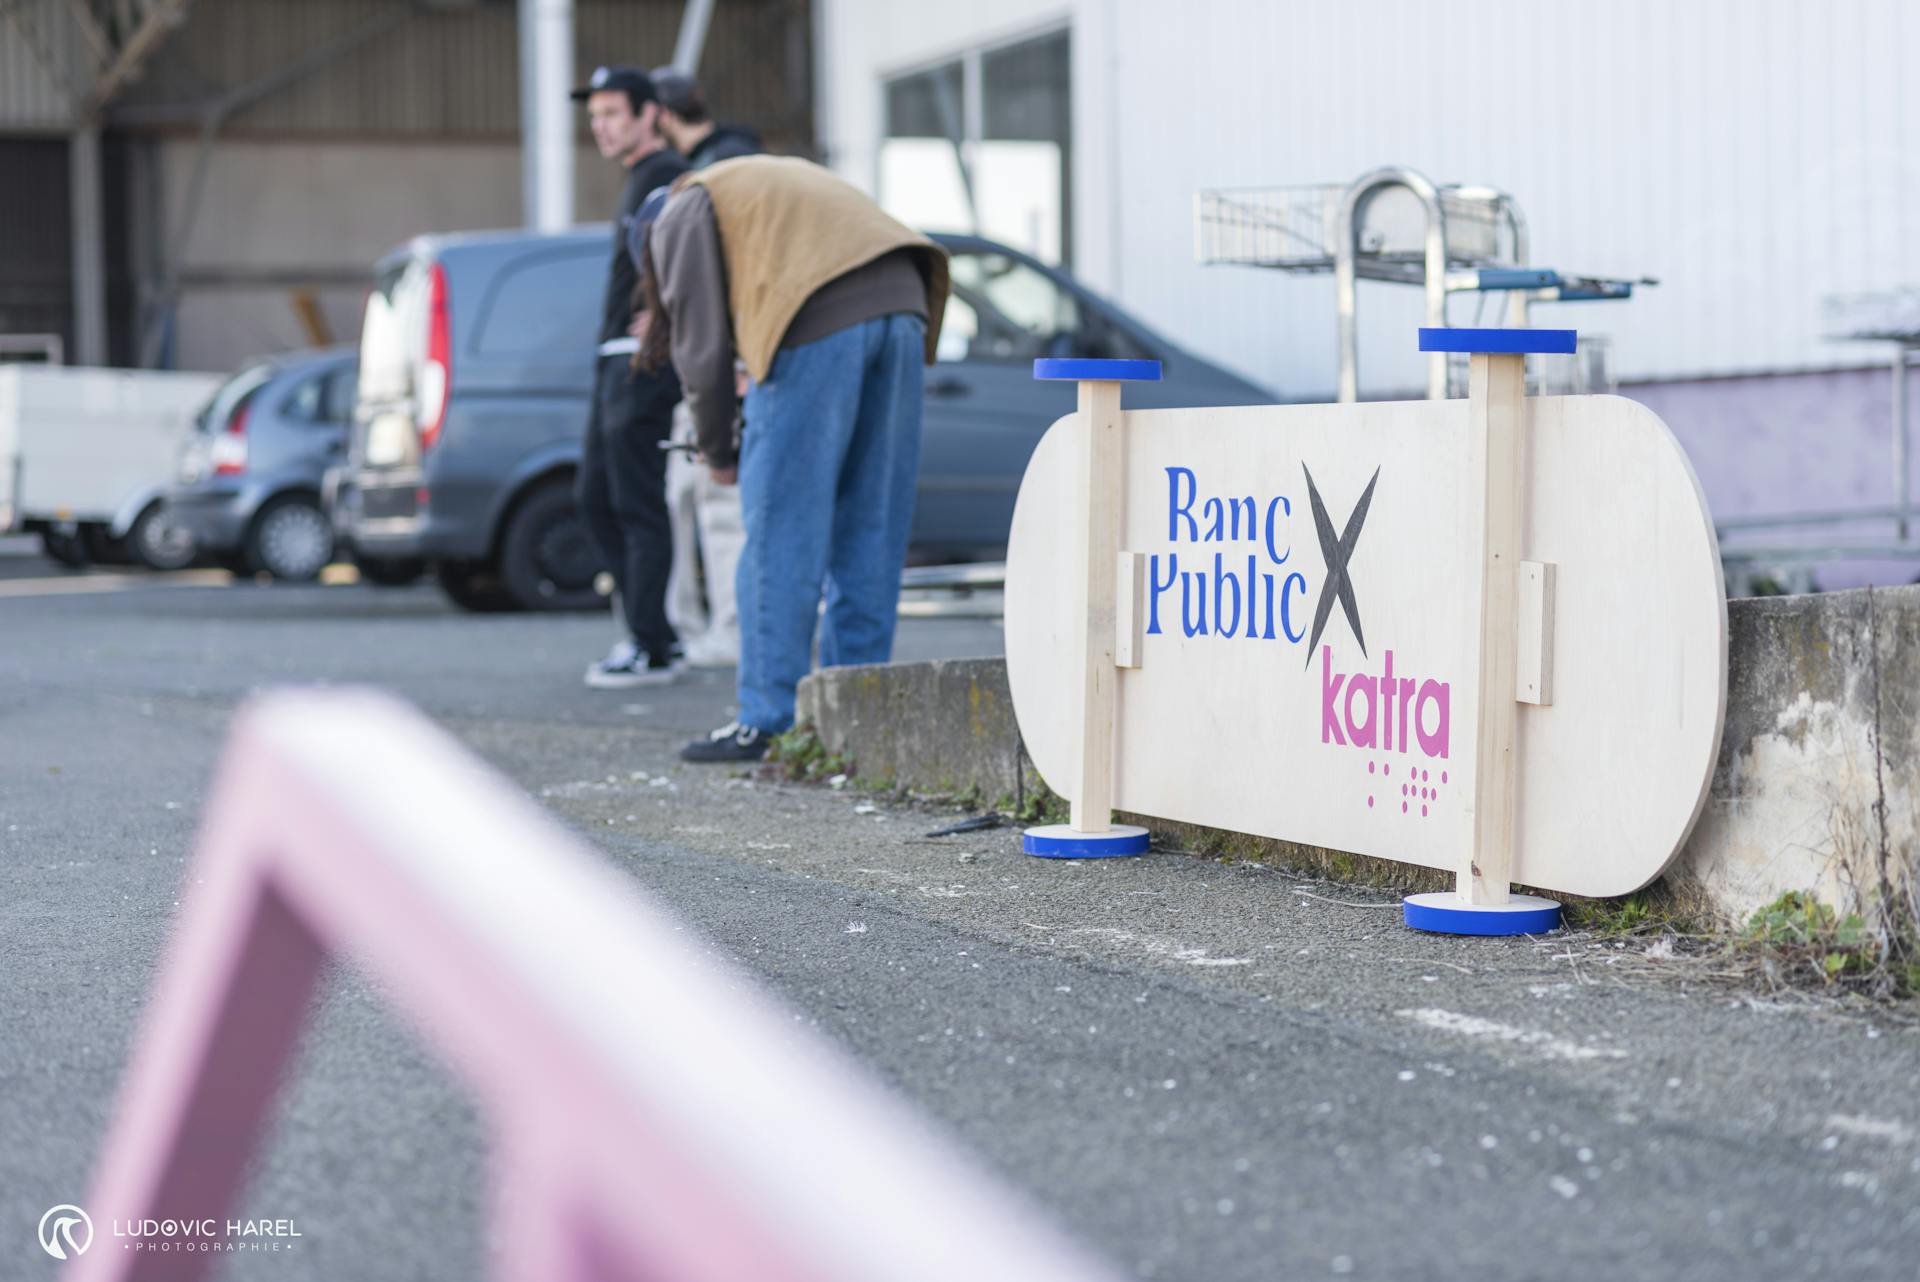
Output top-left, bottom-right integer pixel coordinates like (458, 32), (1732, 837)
(59, 0), (110, 67)
(85, 0), (189, 116)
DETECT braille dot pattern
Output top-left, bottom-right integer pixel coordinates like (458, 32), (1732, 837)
(1374, 760), (1444, 818)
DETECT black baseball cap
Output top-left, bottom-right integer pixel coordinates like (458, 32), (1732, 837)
(649, 66), (704, 115)
(570, 65), (656, 103)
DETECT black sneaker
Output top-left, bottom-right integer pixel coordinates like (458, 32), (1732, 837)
(681, 720), (770, 762)
(584, 647), (687, 688)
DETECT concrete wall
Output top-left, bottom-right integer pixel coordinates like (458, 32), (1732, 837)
(797, 658), (1025, 798)
(797, 586), (1920, 929)
(1683, 586), (1918, 923)
(158, 138), (624, 372)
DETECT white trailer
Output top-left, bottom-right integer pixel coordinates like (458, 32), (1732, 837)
(0, 365), (221, 568)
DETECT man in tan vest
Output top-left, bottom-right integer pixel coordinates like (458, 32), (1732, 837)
(637, 156), (949, 762)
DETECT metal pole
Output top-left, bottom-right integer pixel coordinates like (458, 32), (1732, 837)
(520, 0), (575, 232)
(1502, 196), (1530, 328)
(1423, 206), (1447, 401)
(1334, 167), (1445, 403)
(70, 124), (108, 366)
(1333, 208), (1359, 404)
(518, 0), (540, 228)
(1896, 344), (1912, 541)
(671, 0), (716, 74)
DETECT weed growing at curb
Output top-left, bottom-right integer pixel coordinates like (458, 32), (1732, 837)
(1739, 891), (1920, 997)
(1542, 888), (1918, 1007)
(1562, 886), (1707, 938)
(766, 724), (850, 783)
(1012, 779), (1068, 825)
(765, 723), (1069, 823)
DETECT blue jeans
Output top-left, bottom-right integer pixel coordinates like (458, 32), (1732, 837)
(735, 313), (925, 734)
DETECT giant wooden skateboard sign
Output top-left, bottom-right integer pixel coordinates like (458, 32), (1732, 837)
(1006, 334), (1727, 933)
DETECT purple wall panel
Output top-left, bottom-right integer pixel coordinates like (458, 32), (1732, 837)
(1623, 366), (1920, 590)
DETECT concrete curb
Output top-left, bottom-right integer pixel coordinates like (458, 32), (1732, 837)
(797, 586), (1920, 926)
(797, 657), (1028, 802)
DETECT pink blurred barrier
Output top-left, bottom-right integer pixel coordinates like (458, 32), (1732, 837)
(71, 690), (1121, 1282)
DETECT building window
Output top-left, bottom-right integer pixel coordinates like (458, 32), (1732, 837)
(880, 29), (1071, 267)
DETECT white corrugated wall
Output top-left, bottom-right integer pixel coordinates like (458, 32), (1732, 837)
(820, 0), (1920, 398)
(0, 0), (91, 129)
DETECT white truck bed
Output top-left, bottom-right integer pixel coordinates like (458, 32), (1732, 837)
(0, 366), (221, 534)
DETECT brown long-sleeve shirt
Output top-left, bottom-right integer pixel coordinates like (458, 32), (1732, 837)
(649, 185), (929, 468)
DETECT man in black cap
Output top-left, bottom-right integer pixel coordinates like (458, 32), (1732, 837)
(649, 67), (763, 170)
(570, 65), (691, 686)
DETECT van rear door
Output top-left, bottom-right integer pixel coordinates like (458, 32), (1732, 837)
(356, 254), (431, 469)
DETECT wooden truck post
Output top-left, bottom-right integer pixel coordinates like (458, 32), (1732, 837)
(1401, 328), (1575, 935)
(1021, 358), (1163, 859)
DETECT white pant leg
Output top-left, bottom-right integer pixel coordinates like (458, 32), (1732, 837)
(663, 404), (709, 641)
(690, 467), (743, 665)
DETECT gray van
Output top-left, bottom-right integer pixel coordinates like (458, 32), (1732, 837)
(337, 228), (607, 611)
(337, 227), (1271, 612)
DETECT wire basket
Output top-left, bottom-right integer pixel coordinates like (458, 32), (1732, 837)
(1195, 183), (1514, 271)
(1193, 185), (1345, 269)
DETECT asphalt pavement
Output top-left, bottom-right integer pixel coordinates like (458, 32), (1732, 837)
(3, 547), (1917, 1281)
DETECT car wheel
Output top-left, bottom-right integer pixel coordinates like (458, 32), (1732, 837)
(247, 495), (334, 582)
(40, 527), (90, 569)
(434, 560), (518, 612)
(129, 502), (198, 572)
(354, 555), (427, 587)
(498, 480), (605, 611)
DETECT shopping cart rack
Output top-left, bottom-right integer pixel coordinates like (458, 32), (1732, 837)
(1194, 166), (1653, 401)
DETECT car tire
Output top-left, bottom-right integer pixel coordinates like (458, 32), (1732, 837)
(41, 527), (90, 569)
(497, 480), (605, 611)
(354, 555), (427, 587)
(246, 495), (334, 582)
(129, 502), (198, 572)
(434, 560), (518, 612)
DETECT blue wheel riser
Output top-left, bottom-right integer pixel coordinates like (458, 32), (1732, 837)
(1033, 358), (1163, 383)
(1024, 358), (1156, 856)
(1023, 825), (1150, 858)
(1402, 893), (1563, 936)
(1415, 327), (1577, 355)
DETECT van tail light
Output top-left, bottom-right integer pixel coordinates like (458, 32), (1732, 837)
(418, 261), (451, 451)
(211, 399), (250, 476)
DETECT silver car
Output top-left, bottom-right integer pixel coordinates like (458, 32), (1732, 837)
(167, 347), (422, 583)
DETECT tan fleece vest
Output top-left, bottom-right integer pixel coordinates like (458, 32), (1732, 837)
(680, 156), (949, 382)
